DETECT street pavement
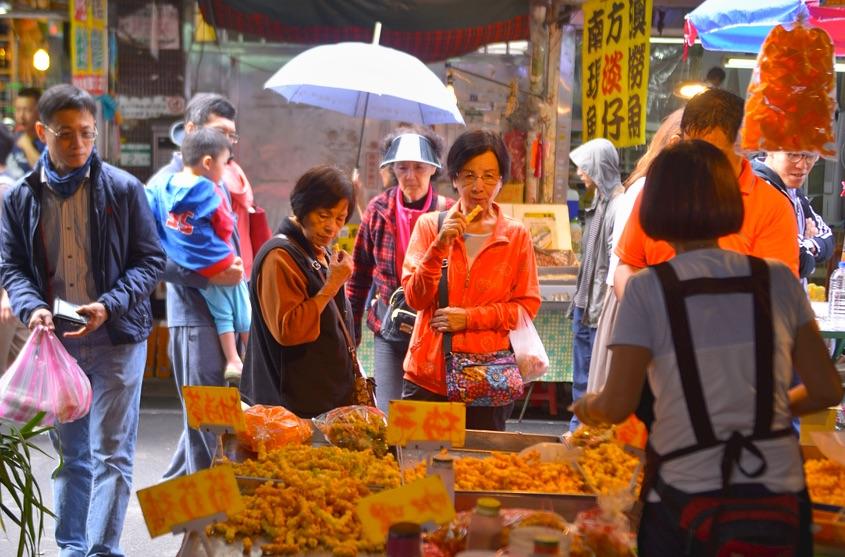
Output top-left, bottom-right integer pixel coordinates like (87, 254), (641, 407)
(0, 380), (568, 557)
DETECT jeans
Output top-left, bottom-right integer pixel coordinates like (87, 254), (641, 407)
(162, 325), (225, 479)
(402, 379), (514, 431)
(373, 334), (410, 415)
(49, 325), (146, 557)
(570, 305), (596, 432)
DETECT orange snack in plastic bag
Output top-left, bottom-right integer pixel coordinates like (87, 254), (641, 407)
(741, 21), (836, 157)
(237, 404), (312, 453)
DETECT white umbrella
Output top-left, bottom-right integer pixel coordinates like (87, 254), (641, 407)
(264, 24), (464, 169)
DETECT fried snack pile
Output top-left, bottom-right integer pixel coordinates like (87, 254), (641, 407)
(313, 405), (389, 457)
(805, 458), (845, 507)
(210, 445), (402, 555)
(578, 442), (641, 495)
(405, 443), (640, 496)
(741, 22), (836, 157)
(237, 404), (313, 453)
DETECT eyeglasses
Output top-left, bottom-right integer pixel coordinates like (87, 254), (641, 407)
(43, 125), (98, 142)
(206, 126), (239, 144)
(786, 152), (819, 165)
(457, 170), (500, 187)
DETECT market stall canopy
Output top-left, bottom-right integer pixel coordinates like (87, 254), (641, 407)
(686, 0), (845, 55)
(197, 0), (529, 62)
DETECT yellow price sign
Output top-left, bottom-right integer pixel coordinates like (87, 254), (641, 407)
(356, 475), (455, 543)
(386, 400), (465, 447)
(182, 386), (245, 433)
(136, 464), (244, 537)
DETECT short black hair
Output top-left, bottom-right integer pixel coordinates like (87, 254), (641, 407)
(37, 84), (97, 124)
(681, 88), (744, 143)
(705, 66), (726, 86)
(17, 87), (41, 102)
(290, 165), (355, 225)
(446, 130), (511, 182)
(184, 93), (236, 126)
(641, 139), (743, 243)
(0, 124), (14, 161)
(181, 128), (231, 167)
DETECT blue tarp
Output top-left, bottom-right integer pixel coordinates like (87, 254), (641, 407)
(686, 0), (809, 53)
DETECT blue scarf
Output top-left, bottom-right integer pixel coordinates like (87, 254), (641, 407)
(40, 148), (95, 198)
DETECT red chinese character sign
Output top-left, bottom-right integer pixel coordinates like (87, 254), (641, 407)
(70, 0), (108, 95)
(582, 0), (652, 148)
(136, 464), (244, 537)
(356, 476), (455, 543)
(386, 400), (466, 447)
(182, 386), (246, 433)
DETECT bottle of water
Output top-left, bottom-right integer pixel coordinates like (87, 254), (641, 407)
(828, 262), (845, 328)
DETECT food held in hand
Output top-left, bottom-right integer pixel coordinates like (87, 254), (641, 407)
(741, 22), (836, 157)
(466, 204), (484, 222)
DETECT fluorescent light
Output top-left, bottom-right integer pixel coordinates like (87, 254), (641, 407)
(650, 37), (687, 44)
(727, 56), (845, 72)
(674, 80), (710, 99)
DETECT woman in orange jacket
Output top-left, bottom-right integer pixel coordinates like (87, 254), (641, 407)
(400, 130), (541, 430)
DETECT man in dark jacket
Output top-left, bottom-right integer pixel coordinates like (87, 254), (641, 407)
(752, 153), (834, 285)
(0, 84), (165, 557)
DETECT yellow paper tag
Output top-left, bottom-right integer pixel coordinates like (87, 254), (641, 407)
(182, 386), (245, 432)
(386, 400), (465, 447)
(357, 475), (455, 543)
(136, 464), (244, 537)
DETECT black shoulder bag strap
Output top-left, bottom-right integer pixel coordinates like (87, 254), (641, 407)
(437, 211), (452, 359)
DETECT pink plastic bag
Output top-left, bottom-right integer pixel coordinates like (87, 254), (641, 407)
(0, 325), (92, 425)
(509, 307), (549, 382)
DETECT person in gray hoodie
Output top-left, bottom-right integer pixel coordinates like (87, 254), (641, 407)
(567, 138), (623, 432)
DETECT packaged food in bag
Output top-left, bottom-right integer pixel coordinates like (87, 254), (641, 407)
(509, 306), (549, 382)
(741, 20), (837, 157)
(236, 404), (312, 453)
(313, 405), (388, 457)
(0, 325), (91, 425)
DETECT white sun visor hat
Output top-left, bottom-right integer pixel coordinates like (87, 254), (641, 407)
(380, 133), (441, 168)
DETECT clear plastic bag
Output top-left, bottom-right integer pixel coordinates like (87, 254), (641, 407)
(740, 20), (837, 158)
(570, 493), (637, 557)
(236, 404), (312, 453)
(312, 405), (388, 457)
(0, 325), (92, 425)
(509, 307), (549, 382)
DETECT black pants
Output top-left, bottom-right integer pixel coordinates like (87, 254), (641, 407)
(401, 380), (514, 431)
(638, 482), (813, 557)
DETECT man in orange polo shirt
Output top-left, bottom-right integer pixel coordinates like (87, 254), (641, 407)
(614, 89), (798, 297)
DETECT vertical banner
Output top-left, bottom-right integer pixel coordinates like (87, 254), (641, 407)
(70, 0), (108, 95)
(581, 0), (652, 148)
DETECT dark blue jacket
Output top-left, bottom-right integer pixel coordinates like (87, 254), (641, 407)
(0, 153), (166, 345)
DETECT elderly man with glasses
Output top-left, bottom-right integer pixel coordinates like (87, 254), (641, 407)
(0, 84), (165, 557)
(752, 151), (834, 286)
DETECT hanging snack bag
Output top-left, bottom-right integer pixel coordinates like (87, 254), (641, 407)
(741, 21), (836, 158)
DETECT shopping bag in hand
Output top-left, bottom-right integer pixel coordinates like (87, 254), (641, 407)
(0, 325), (92, 425)
(509, 307), (549, 382)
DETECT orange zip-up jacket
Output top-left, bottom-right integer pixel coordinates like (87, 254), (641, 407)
(401, 203), (541, 395)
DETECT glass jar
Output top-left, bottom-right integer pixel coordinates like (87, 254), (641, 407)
(386, 521), (421, 557)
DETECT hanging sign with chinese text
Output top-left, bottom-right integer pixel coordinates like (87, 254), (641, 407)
(357, 475), (455, 543)
(137, 464), (244, 537)
(182, 386), (246, 433)
(386, 400), (465, 447)
(581, 0), (653, 148)
(70, 0), (108, 95)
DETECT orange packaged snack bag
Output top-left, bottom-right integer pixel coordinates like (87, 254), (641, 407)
(237, 404), (312, 453)
(741, 21), (836, 158)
